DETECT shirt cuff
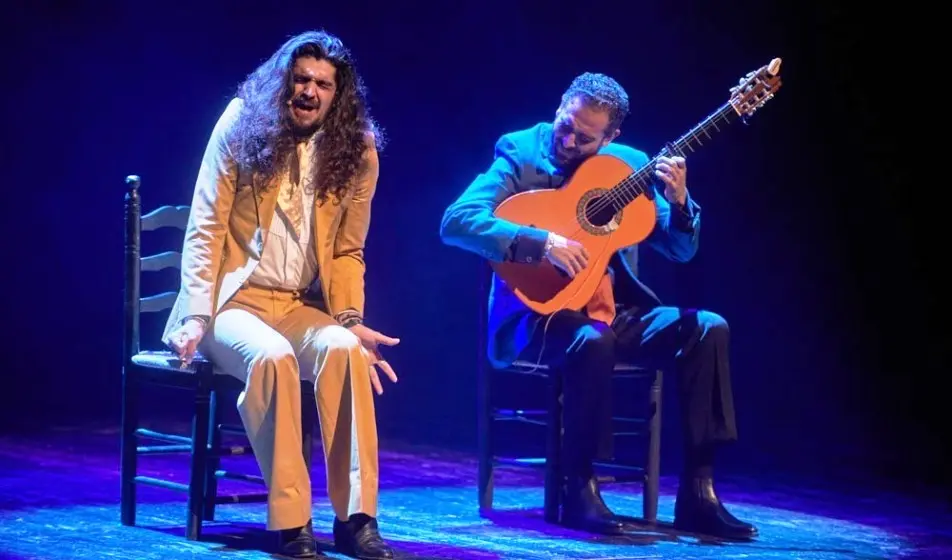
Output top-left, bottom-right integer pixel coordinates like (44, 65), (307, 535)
(183, 314), (210, 328)
(335, 309), (363, 328)
(507, 226), (548, 264)
(671, 198), (700, 233)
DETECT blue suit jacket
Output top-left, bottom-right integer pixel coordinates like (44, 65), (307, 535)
(440, 122), (702, 368)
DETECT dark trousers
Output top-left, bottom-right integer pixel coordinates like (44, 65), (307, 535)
(516, 305), (738, 479)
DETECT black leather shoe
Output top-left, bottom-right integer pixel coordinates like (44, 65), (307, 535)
(277, 519), (320, 558)
(673, 477), (758, 540)
(333, 514), (394, 559)
(560, 475), (626, 535)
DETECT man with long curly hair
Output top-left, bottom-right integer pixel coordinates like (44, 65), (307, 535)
(163, 30), (397, 559)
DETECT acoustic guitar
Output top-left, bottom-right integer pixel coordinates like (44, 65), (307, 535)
(490, 58), (783, 316)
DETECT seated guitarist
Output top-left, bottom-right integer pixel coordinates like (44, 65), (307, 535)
(439, 72), (757, 541)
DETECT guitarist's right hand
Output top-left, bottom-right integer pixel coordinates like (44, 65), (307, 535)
(543, 232), (589, 278)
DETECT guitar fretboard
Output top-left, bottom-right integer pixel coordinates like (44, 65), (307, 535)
(606, 101), (739, 210)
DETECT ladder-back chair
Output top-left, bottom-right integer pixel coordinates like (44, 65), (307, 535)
(119, 174), (316, 540)
(476, 251), (663, 525)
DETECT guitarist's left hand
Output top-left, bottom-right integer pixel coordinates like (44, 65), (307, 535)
(655, 156), (688, 206)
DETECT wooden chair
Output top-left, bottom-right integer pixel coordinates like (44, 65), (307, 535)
(119, 174), (316, 540)
(476, 252), (663, 525)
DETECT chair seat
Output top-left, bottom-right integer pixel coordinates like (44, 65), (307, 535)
(130, 350), (315, 390)
(131, 350), (211, 373)
(508, 359), (647, 372)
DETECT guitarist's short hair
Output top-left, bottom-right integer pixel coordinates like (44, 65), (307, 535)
(560, 72), (630, 133)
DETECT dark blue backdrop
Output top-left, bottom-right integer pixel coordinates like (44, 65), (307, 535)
(3, 1), (943, 493)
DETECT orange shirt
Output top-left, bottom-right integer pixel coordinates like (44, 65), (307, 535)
(584, 271), (616, 326)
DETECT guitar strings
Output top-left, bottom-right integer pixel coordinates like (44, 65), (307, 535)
(558, 99), (738, 238)
(557, 170), (652, 242)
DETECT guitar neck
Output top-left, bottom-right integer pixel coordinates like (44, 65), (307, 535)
(657, 100), (739, 160)
(609, 101), (741, 206)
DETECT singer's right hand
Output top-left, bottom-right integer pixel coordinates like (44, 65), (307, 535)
(544, 233), (589, 278)
(168, 317), (206, 366)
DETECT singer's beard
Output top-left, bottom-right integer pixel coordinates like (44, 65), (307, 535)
(291, 119), (322, 139)
(288, 99), (323, 139)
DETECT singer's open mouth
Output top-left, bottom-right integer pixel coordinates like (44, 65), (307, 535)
(292, 100), (318, 114)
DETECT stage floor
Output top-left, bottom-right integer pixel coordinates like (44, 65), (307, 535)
(0, 422), (948, 559)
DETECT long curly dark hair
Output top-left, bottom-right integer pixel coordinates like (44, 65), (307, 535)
(231, 30), (384, 203)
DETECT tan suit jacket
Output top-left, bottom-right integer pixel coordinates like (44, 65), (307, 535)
(162, 98), (379, 346)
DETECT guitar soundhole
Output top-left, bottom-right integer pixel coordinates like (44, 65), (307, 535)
(585, 195), (618, 227)
(577, 189), (621, 235)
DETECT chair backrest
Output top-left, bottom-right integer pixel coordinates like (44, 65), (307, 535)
(122, 174), (189, 363)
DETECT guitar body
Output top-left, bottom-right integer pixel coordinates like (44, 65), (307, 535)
(490, 153), (657, 315)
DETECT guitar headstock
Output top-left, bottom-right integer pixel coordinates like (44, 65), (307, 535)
(729, 58), (782, 120)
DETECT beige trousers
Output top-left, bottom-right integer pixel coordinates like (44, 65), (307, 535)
(198, 284), (379, 531)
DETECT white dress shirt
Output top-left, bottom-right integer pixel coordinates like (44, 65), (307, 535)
(248, 135), (320, 291)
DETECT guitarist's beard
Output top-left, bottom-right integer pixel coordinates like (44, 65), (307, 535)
(554, 144), (573, 163)
(552, 143), (585, 172)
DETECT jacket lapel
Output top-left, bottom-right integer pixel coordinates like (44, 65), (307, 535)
(314, 199), (330, 270)
(257, 185), (280, 235)
(314, 196), (340, 312)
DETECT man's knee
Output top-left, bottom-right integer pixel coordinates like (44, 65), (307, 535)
(566, 322), (616, 365)
(697, 310), (729, 339)
(250, 338), (299, 378)
(314, 325), (362, 355)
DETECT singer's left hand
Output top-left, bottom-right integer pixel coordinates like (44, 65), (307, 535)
(349, 323), (400, 395)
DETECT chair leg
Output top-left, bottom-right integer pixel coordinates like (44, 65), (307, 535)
(477, 361), (494, 515)
(203, 391), (222, 521)
(543, 371), (563, 524)
(186, 384), (212, 540)
(119, 367), (138, 526)
(643, 370), (663, 523)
